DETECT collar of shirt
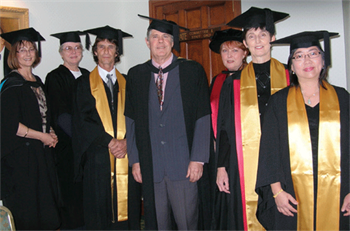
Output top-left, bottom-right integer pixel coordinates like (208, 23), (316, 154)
(70, 69), (82, 79)
(98, 65), (117, 84)
(152, 53), (173, 70)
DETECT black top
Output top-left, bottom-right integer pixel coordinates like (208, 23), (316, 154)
(253, 60), (271, 122)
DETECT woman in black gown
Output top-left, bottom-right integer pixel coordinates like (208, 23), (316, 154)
(45, 30), (89, 230)
(256, 31), (350, 230)
(214, 7), (290, 230)
(0, 28), (61, 230)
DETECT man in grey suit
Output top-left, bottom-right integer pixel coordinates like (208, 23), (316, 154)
(125, 15), (210, 230)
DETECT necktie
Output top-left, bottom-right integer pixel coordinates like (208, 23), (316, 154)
(106, 74), (114, 97)
(156, 67), (164, 110)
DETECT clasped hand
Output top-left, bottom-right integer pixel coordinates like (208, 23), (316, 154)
(42, 129), (58, 148)
(108, 138), (127, 158)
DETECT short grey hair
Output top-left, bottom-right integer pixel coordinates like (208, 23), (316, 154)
(146, 29), (174, 43)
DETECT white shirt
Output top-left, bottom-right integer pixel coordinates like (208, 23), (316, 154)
(70, 69), (82, 79)
(98, 65), (116, 85)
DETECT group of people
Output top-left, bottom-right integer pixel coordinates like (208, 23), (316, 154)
(0, 6), (349, 231)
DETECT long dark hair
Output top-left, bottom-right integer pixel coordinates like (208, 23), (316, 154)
(287, 47), (328, 89)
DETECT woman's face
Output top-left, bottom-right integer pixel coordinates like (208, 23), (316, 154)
(291, 46), (324, 82)
(220, 42), (246, 71)
(60, 42), (83, 67)
(243, 27), (275, 63)
(16, 40), (36, 68)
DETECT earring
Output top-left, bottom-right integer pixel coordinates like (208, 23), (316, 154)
(292, 71), (295, 75)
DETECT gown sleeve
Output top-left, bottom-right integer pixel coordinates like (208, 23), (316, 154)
(72, 74), (113, 180)
(216, 75), (233, 168)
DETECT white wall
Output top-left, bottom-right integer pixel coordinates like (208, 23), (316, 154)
(342, 0), (350, 90)
(1, 0), (348, 89)
(1, 0), (150, 77)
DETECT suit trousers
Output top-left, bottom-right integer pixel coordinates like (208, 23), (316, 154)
(154, 176), (198, 230)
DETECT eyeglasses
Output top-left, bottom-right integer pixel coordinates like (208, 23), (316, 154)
(17, 47), (36, 54)
(292, 51), (321, 61)
(63, 46), (82, 52)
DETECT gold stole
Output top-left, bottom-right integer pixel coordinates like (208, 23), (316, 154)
(240, 58), (287, 230)
(287, 82), (340, 230)
(89, 67), (128, 222)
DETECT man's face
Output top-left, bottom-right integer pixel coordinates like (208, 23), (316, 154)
(146, 29), (173, 62)
(94, 39), (117, 67)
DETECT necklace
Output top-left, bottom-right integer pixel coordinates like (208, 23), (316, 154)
(306, 93), (316, 105)
(301, 89), (318, 105)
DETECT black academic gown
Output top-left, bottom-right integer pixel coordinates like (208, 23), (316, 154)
(208, 71), (237, 229)
(125, 57), (211, 230)
(45, 65), (89, 229)
(255, 86), (350, 230)
(72, 72), (141, 230)
(214, 61), (289, 230)
(0, 71), (61, 230)
(212, 72), (243, 230)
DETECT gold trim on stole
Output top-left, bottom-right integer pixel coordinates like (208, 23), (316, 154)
(89, 67), (129, 222)
(240, 58), (287, 230)
(287, 82), (340, 230)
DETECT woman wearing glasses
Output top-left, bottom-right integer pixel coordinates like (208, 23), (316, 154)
(0, 28), (61, 230)
(45, 31), (89, 230)
(256, 31), (350, 230)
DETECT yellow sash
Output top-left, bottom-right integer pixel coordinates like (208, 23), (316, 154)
(240, 58), (287, 230)
(89, 67), (129, 222)
(287, 82), (340, 230)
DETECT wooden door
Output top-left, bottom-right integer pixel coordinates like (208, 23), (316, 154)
(149, 0), (241, 84)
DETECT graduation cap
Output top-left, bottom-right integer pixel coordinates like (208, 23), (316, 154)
(84, 25), (132, 55)
(0, 27), (45, 57)
(271, 30), (339, 68)
(209, 29), (244, 54)
(227, 7), (289, 35)
(51, 30), (90, 50)
(138, 14), (189, 52)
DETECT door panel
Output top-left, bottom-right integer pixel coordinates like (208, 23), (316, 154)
(149, 0), (242, 84)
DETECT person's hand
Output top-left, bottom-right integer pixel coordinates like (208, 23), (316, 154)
(216, 167), (230, 194)
(132, 163), (142, 183)
(186, 161), (203, 182)
(49, 129), (58, 147)
(108, 138), (127, 158)
(341, 193), (350, 216)
(274, 191), (298, 217)
(41, 132), (58, 147)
